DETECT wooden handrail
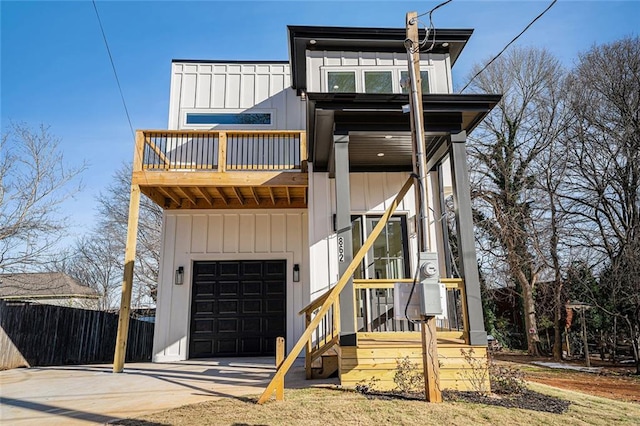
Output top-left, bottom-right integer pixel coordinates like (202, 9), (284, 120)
(257, 176), (414, 404)
(298, 290), (331, 315)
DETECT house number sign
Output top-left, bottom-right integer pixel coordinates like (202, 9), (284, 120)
(338, 236), (345, 262)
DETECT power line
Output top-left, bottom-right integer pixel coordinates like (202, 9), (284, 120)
(459, 0), (558, 93)
(415, 0), (454, 20)
(410, 0), (454, 53)
(91, 0), (135, 140)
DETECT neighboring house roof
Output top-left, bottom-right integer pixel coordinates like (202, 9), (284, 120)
(0, 272), (100, 300)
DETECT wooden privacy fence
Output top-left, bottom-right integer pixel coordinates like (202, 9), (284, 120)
(0, 301), (154, 370)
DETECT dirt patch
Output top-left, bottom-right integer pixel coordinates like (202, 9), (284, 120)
(444, 389), (570, 414)
(493, 353), (640, 403)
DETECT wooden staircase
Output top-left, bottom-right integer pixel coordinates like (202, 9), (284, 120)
(256, 176), (415, 404)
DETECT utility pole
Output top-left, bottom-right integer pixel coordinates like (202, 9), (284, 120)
(406, 11), (442, 403)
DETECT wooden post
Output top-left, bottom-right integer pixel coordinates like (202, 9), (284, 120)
(407, 10), (442, 403)
(113, 183), (141, 373)
(421, 318), (442, 402)
(276, 337), (285, 401)
(218, 131), (227, 172)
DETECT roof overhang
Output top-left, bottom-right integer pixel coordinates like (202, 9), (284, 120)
(288, 25), (473, 93)
(306, 93), (502, 172)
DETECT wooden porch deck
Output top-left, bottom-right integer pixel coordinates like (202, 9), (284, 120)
(339, 333), (488, 391)
(132, 130), (308, 210)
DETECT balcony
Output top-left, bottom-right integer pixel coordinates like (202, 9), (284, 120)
(132, 130), (308, 209)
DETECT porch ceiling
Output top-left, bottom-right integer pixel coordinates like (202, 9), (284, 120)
(307, 92), (501, 173)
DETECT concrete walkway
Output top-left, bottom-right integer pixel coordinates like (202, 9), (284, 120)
(0, 357), (336, 425)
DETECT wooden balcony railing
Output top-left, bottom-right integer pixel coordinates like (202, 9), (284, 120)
(354, 278), (468, 342)
(135, 130), (306, 172)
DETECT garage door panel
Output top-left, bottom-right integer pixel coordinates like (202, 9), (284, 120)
(265, 261), (285, 276)
(218, 300), (239, 314)
(195, 282), (215, 297)
(219, 262), (241, 276)
(216, 339), (239, 354)
(265, 280), (285, 295)
(218, 281), (239, 296)
(242, 318), (261, 332)
(192, 340), (213, 355)
(241, 281), (262, 296)
(190, 260), (286, 358)
(265, 299), (285, 314)
(242, 261), (263, 276)
(242, 300), (262, 314)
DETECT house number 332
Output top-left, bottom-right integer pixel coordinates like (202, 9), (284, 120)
(338, 236), (345, 262)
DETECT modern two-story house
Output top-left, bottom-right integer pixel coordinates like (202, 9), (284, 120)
(116, 24), (500, 392)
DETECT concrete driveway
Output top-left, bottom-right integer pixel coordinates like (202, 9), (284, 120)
(0, 357), (335, 425)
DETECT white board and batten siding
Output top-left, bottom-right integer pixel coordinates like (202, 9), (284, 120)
(168, 62), (305, 130)
(308, 170), (421, 299)
(152, 209), (309, 362)
(306, 51), (453, 94)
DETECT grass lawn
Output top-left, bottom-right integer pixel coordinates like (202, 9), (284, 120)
(115, 382), (640, 426)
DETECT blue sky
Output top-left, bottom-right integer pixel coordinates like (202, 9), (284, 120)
(1, 0), (639, 246)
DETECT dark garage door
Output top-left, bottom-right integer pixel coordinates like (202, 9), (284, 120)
(189, 260), (286, 357)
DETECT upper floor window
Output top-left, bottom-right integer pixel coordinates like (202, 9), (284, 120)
(328, 71), (356, 92)
(364, 71), (393, 93)
(186, 112), (272, 125)
(323, 67), (431, 94)
(400, 70), (430, 94)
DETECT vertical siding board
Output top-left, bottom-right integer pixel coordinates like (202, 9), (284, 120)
(226, 74), (241, 109)
(239, 214), (255, 253)
(207, 214), (223, 253)
(270, 214), (286, 252)
(255, 214), (270, 253)
(196, 74), (212, 108)
(181, 74), (197, 108)
(191, 215), (208, 253)
(223, 214), (240, 253)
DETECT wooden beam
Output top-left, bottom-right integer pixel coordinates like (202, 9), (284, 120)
(285, 187), (291, 205)
(250, 187), (260, 205)
(113, 184), (141, 373)
(214, 187), (229, 205)
(269, 187), (276, 205)
(174, 187), (197, 206)
(232, 187), (245, 205)
(257, 176), (414, 404)
(132, 170), (308, 187)
(157, 187), (181, 206)
(194, 186), (214, 207)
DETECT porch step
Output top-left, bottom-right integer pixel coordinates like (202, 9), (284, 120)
(310, 347), (339, 379)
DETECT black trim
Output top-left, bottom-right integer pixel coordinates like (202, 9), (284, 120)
(288, 25), (473, 92)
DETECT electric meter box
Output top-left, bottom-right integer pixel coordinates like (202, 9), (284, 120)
(419, 252), (444, 316)
(394, 252), (444, 320)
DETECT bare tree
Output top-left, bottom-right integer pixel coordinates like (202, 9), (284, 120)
(0, 123), (85, 272)
(52, 233), (122, 310)
(97, 163), (162, 302)
(564, 36), (640, 373)
(467, 47), (567, 355)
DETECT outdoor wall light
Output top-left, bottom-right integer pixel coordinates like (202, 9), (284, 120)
(175, 266), (184, 285)
(293, 264), (300, 282)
